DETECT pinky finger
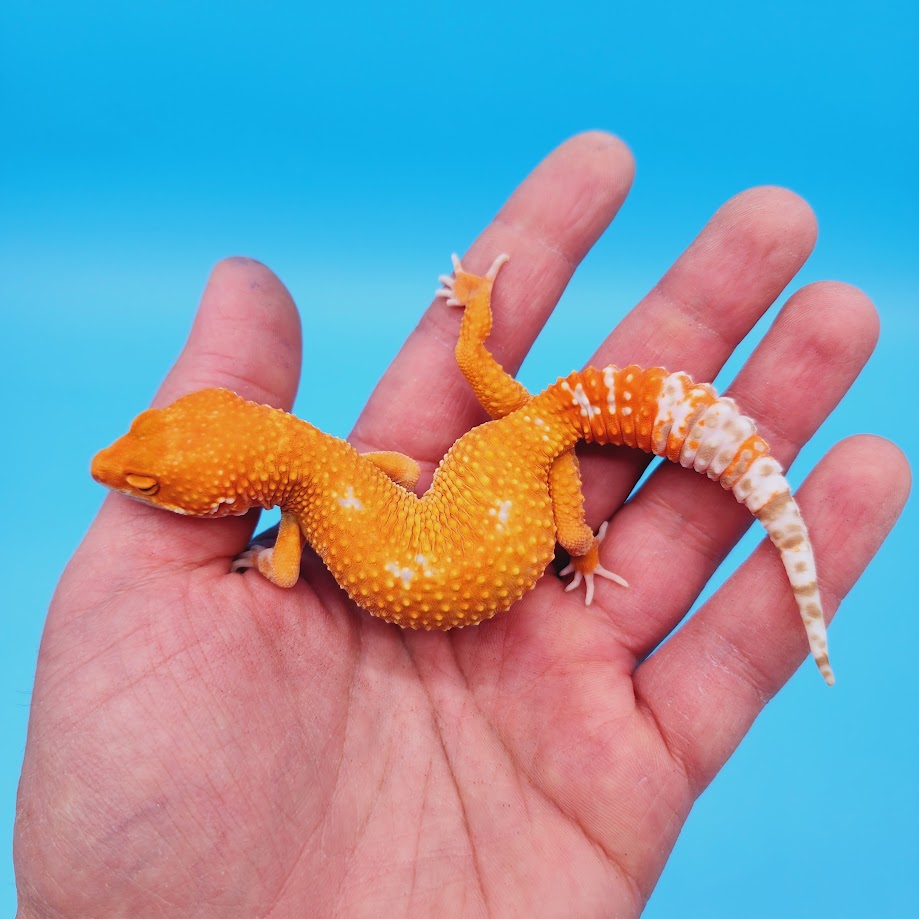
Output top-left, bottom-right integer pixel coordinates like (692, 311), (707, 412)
(634, 434), (910, 793)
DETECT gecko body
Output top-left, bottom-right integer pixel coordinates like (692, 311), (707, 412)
(92, 255), (833, 683)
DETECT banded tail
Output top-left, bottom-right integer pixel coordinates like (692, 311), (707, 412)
(546, 365), (833, 685)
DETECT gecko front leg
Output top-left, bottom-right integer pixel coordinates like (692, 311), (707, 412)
(233, 511), (304, 587)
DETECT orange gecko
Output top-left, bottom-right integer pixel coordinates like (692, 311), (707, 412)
(92, 255), (834, 684)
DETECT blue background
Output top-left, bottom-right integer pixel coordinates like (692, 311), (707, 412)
(2, 1), (916, 915)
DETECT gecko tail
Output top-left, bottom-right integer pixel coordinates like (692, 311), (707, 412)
(741, 479), (834, 686)
(526, 365), (836, 684)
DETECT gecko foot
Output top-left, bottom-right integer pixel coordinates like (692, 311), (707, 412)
(231, 545), (267, 573)
(435, 253), (510, 307)
(559, 522), (628, 606)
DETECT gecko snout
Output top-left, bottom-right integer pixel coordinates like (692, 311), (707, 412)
(90, 446), (118, 488)
(91, 439), (157, 493)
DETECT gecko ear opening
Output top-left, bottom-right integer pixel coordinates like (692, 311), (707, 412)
(125, 474), (159, 496)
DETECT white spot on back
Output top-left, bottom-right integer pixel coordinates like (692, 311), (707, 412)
(488, 499), (513, 528)
(414, 554), (436, 577)
(385, 562), (415, 588)
(337, 486), (364, 510)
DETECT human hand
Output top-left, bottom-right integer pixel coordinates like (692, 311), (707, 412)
(14, 133), (909, 917)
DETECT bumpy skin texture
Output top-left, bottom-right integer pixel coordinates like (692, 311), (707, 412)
(92, 256), (833, 683)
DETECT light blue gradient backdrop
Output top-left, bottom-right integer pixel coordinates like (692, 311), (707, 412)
(3, 2), (916, 914)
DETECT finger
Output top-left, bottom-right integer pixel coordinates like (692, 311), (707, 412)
(349, 131), (635, 470)
(91, 258), (302, 568)
(155, 257), (302, 410)
(590, 281), (879, 651)
(575, 186), (819, 523)
(634, 435), (910, 794)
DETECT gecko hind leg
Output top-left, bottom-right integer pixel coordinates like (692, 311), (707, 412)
(436, 253), (532, 419)
(438, 252), (627, 606)
(550, 453), (629, 605)
(559, 522), (629, 606)
(436, 252), (509, 309)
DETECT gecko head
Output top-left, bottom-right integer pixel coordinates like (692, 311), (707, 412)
(91, 388), (269, 518)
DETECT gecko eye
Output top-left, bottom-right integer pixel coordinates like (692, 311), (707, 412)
(125, 474), (160, 496)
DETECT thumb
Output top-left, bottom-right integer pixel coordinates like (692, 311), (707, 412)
(154, 256), (301, 411)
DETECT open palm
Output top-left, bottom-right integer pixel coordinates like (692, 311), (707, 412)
(15, 134), (908, 918)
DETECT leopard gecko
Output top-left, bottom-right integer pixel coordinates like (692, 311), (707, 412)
(91, 255), (833, 683)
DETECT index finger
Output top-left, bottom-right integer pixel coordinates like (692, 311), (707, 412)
(349, 131), (635, 472)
